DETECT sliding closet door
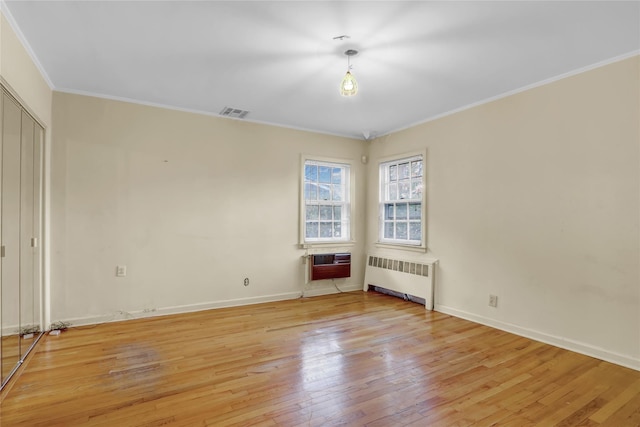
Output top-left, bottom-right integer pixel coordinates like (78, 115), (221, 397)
(20, 111), (41, 359)
(32, 123), (43, 343)
(1, 92), (22, 384)
(0, 91), (3, 384)
(0, 90), (44, 388)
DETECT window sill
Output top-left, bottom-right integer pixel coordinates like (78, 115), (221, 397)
(300, 241), (355, 250)
(375, 242), (427, 253)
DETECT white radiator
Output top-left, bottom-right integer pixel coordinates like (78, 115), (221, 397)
(363, 254), (436, 310)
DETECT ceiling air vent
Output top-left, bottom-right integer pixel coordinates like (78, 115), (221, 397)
(219, 107), (250, 119)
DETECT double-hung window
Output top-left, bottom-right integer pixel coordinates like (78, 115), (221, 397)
(302, 159), (351, 243)
(379, 154), (424, 246)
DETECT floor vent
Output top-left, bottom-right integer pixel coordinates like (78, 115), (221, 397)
(219, 107), (250, 119)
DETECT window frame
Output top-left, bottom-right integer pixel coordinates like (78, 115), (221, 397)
(378, 152), (426, 249)
(300, 155), (355, 247)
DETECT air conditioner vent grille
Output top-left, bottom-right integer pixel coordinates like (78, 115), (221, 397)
(368, 256), (429, 277)
(219, 107), (250, 119)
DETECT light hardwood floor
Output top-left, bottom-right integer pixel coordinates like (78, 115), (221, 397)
(1, 291), (639, 426)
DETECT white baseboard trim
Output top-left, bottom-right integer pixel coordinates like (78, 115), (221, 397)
(61, 291), (303, 328)
(2, 323), (44, 335)
(435, 304), (640, 372)
(2, 323), (20, 335)
(302, 283), (363, 298)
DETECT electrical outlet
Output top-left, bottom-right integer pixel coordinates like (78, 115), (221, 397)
(243, 278), (250, 286)
(116, 265), (127, 277)
(489, 294), (498, 308)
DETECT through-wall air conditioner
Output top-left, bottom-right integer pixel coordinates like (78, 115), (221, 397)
(310, 253), (351, 281)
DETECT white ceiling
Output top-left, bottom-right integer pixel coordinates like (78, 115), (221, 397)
(3, 1), (639, 139)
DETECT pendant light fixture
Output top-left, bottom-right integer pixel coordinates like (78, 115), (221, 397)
(340, 49), (359, 97)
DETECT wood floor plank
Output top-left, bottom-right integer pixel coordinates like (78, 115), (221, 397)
(1, 291), (639, 426)
(590, 377), (640, 423)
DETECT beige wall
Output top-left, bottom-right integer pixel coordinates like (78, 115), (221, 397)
(366, 56), (640, 369)
(51, 92), (367, 323)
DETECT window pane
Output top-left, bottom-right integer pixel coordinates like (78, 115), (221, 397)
(410, 222), (421, 241)
(384, 222), (394, 239)
(306, 205), (319, 220)
(399, 181), (410, 199)
(334, 206), (341, 221)
(333, 222), (341, 237)
(305, 183), (317, 200)
(305, 164), (317, 182)
(318, 184), (330, 200)
(333, 185), (343, 201)
(319, 166), (331, 183)
(389, 165), (397, 181)
(388, 183), (398, 200)
(411, 160), (422, 177)
(396, 203), (407, 220)
(399, 162), (410, 179)
(332, 168), (342, 184)
(396, 222), (408, 239)
(410, 181), (422, 199)
(303, 160), (350, 243)
(319, 205), (332, 220)
(384, 204), (394, 220)
(320, 222), (333, 238)
(409, 203), (421, 220)
(379, 156), (423, 245)
(306, 222), (318, 238)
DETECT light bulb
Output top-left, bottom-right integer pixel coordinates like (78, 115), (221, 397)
(340, 71), (358, 96)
